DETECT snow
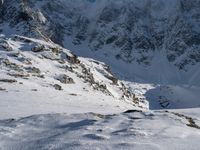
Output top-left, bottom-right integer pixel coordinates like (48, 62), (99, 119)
(1, 0), (200, 149)
(0, 78), (133, 119)
(1, 35), (200, 149)
(0, 111), (200, 150)
(63, 35), (200, 111)
(0, 36), (141, 120)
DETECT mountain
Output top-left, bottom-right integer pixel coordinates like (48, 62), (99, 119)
(1, 0), (200, 109)
(0, 34), (147, 119)
(1, 0), (200, 85)
(1, 1), (200, 149)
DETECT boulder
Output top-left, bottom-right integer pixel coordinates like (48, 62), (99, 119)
(56, 74), (75, 84)
(32, 45), (45, 52)
(0, 79), (17, 83)
(53, 84), (62, 90)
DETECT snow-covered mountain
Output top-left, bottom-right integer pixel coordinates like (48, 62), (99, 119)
(1, 0), (200, 85)
(1, 0), (200, 149)
(1, 0), (200, 108)
(0, 34), (146, 119)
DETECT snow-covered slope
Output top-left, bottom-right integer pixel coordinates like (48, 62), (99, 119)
(1, 110), (200, 150)
(0, 0), (200, 149)
(0, 34), (146, 119)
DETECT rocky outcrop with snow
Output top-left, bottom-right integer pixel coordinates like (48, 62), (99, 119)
(1, 1), (200, 149)
(1, 0), (200, 85)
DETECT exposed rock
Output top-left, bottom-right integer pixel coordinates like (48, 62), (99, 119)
(53, 84), (62, 91)
(103, 65), (118, 85)
(58, 60), (65, 64)
(8, 52), (20, 58)
(168, 112), (200, 129)
(51, 47), (60, 54)
(7, 72), (30, 78)
(0, 41), (13, 51)
(2, 59), (23, 71)
(31, 89), (38, 91)
(80, 64), (95, 84)
(93, 83), (111, 96)
(120, 82), (138, 103)
(0, 79), (17, 83)
(13, 36), (32, 43)
(42, 51), (60, 60)
(69, 93), (78, 96)
(18, 57), (32, 65)
(26, 67), (41, 74)
(66, 66), (74, 72)
(0, 87), (6, 91)
(56, 74), (75, 84)
(158, 96), (170, 108)
(32, 74), (44, 78)
(123, 110), (143, 114)
(66, 54), (80, 64)
(32, 45), (46, 52)
(2, 59), (11, 66)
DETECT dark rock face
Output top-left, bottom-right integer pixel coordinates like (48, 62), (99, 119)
(0, 1), (3, 23)
(1, 0), (200, 70)
(53, 84), (62, 91)
(0, 78), (17, 83)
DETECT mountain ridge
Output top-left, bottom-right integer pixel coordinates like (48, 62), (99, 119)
(1, 0), (200, 85)
(1, 1), (200, 149)
(0, 0), (200, 110)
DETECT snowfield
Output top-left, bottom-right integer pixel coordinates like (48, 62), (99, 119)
(0, 110), (200, 150)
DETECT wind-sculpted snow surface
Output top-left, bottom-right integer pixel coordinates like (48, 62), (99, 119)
(0, 111), (200, 150)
